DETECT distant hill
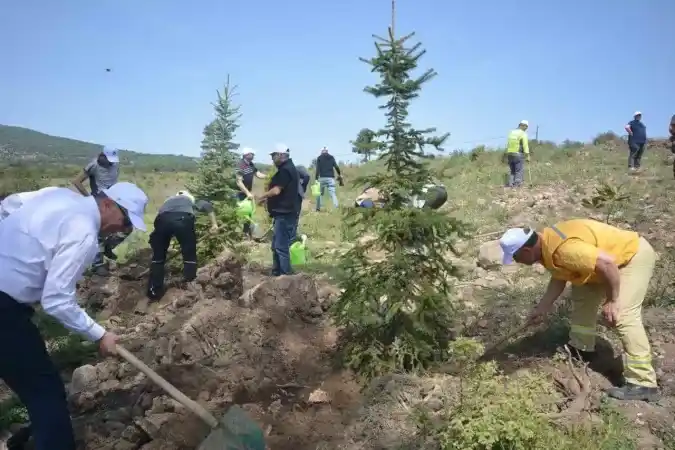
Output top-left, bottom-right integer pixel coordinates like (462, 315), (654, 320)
(0, 124), (198, 172)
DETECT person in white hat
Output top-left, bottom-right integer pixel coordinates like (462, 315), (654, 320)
(624, 111), (647, 172)
(235, 148), (267, 238)
(0, 186), (60, 222)
(0, 181), (148, 450)
(498, 218), (659, 402)
(503, 120), (530, 187)
(71, 146), (127, 271)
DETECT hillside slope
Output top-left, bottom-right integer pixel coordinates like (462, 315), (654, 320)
(0, 124), (197, 171)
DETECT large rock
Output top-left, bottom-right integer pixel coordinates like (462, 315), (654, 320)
(69, 364), (99, 395)
(477, 239), (504, 270)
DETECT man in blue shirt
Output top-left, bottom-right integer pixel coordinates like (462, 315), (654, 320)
(624, 111), (647, 172)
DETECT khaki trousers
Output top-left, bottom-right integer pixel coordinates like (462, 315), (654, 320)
(568, 237), (657, 387)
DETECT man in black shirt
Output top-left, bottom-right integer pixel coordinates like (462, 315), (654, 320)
(257, 144), (300, 276)
(314, 146), (343, 211)
(235, 148), (266, 237)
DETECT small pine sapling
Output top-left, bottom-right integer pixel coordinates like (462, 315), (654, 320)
(331, 28), (471, 379)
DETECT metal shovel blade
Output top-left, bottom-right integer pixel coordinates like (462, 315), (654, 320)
(198, 406), (266, 450)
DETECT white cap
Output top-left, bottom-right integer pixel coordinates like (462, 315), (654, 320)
(499, 227), (534, 264)
(634, 111), (642, 116)
(241, 147), (255, 156)
(519, 120), (529, 126)
(102, 146), (120, 163)
(272, 143), (289, 154)
(101, 182), (148, 231)
(321, 146), (328, 151)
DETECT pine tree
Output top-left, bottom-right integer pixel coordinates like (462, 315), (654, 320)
(185, 76), (244, 261)
(331, 29), (471, 379)
(188, 76), (241, 201)
(350, 128), (381, 162)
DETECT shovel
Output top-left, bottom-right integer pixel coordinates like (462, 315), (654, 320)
(116, 345), (266, 450)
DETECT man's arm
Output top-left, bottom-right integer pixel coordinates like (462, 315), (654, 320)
(235, 173), (253, 198)
(41, 226), (107, 342)
(72, 163), (94, 196)
(332, 156), (342, 177)
(594, 251), (621, 304)
(258, 170), (291, 201)
(625, 122), (633, 135)
(535, 277), (568, 310)
(195, 200), (218, 229)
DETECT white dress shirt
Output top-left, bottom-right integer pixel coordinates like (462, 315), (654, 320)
(0, 186), (60, 221)
(0, 188), (106, 341)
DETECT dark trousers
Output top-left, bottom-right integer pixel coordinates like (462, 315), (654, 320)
(0, 292), (76, 450)
(271, 213), (298, 276)
(628, 142), (646, 169)
(506, 153), (525, 186)
(93, 230), (130, 267)
(148, 212), (197, 298)
(670, 136), (675, 178)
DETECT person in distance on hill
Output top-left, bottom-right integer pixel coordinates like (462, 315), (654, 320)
(146, 190), (218, 301)
(503, 120), (530, 188)
(668, 114), (675, 179)
(624, 111), (647, 172)
(499, 219), (659, 402)
(314, 146), (343, 211)
(71, 146), (126, 274)
(0, 182), (148, 450)
(0, 186), (60, 222)
(235, 148), (267, 238)
(257, 144), (300, 276)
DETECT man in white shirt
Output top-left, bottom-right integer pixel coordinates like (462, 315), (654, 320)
(0, 186), (60, 222)
(0, 181), (148, 450)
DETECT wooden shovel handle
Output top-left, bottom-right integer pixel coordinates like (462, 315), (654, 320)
(115, 345), (219, 428)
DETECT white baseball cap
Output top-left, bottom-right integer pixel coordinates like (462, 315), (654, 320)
(102, 146), (120, 163)
(272, 143), (289, 154)
(321, 146), (328, 151)
(634, 111), (642, 116)
(241, 147), (255, 156)
(499, 227), (535, 264)
(101, 182), (148, 231)
(519, 120), (529, 126)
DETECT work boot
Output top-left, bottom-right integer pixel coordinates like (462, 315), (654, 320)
(605, 383), (660, 402)
(147, 285), (165, 302)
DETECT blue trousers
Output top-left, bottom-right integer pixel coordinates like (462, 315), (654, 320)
(271, 214), (298, 276)
(0, 292), (76, 450)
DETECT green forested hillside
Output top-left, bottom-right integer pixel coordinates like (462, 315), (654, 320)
(0, 124), (198, 171)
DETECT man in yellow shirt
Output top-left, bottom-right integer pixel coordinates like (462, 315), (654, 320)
(499, 219), (659, 402)
(504, 120), (530, 187)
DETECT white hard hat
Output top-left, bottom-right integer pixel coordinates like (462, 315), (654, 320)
(634, 111), (642, 116)
(176, 190), (195, 203)
(519, 120), (529, 126)
(241, 147), (255, 156)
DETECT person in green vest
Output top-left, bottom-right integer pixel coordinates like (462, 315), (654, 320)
(504, 120), (530, 187)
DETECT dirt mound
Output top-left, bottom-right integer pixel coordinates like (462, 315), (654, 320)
(66, 256), (359, 450)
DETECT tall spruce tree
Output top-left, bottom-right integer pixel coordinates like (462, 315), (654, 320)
(186, 76), (243, 260)
(331, 29), (470, 379)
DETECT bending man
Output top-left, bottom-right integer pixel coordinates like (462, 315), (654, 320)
(499, 219), (659, 401)
(0, 182), (148, 450)
(147, 190), (218, 301)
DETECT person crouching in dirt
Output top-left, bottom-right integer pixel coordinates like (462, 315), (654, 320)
(354, 183), (448, 210)
(146, 190), (219, 301)
(499, 219), (659, 402)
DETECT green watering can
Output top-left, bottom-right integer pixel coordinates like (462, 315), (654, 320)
(290, 234), (308, 266)
(237, 198), (255, 219)
(310, 180), (321, 198)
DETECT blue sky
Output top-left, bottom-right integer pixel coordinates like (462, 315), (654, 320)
(1, 0), (674, 165)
